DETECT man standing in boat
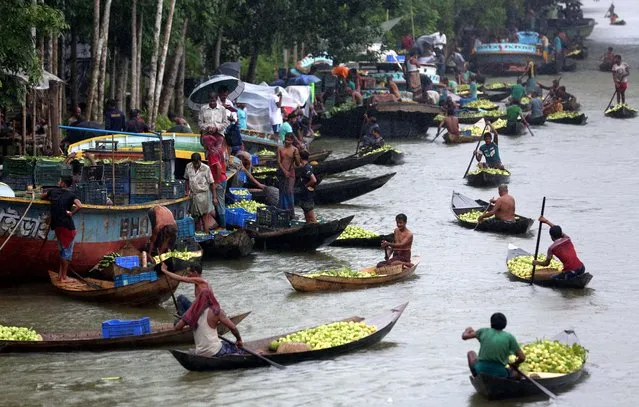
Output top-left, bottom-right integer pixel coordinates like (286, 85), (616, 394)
(161, 264), (245, 357)
(297, 150), (317, 224)
(42, 176), (83, 282)
(612, 55), (630, 105)
(477, 184), (516, 223)
(277, 132), (301, 215)
(378, 213), (413, 268)
(462, 313), (526, 378)
(184, 153), (217, 232)
(475, 128), (505, 170)
(532, 216), (586, 280)
(147, 205), (178, 260)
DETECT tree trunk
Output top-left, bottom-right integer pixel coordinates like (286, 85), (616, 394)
(145, 0), (164, 117)
(95, 0), (113, 121)
(109, 48), (117, 100)
(85, 0), (101, 120)
(130, 0), (138, 109)
(136, 14), (143, 108)
(300, 41), (305, 57)
(51, 36), (58, 76)
(214, 27), (223, 70)
(175, 51), (185, 117)
(247, 42), (260, 83)
(159, 17), (187, 117)
(151, 0), (177, 126)
(58, 34), (65, 121)
(70, 28), (78, 111)
(118, 55), (129, 111)
(293, 41), (298, 65)
(50, 84), (60, 154)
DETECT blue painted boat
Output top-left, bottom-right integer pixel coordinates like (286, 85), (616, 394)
(475, 42), (544, 76)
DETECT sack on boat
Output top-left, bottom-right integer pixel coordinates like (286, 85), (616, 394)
(276, 342), (311, 353)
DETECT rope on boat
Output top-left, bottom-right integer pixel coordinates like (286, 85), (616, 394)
(0, 190), (36, 252)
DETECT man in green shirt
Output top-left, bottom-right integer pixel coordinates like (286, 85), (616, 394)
(462, 312), (526, 378)
(505, 102), (528, 134)
(510, 79), (526, 103)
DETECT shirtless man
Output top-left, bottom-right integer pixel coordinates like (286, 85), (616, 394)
(478, 184), (515, 222)
(161, 264), (244, 357)
(378, 213), (413, 268)
(277, 133), (300, 214)
(147, 205), (177, 258)
(438, 106), (460, 142)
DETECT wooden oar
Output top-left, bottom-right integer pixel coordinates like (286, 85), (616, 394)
(219, 336), (286, 370)
(164, 272), (180, 314)
(69, 269), (103, 290)
(462, 122), (488, 178)
(429, 127), (442, 143)
(513, 366), (557, 399)
(523, 119), (535, 137)
(473, 199), (494, 230)
(605, 90), (617, 112)
(530, 197), (547, 284)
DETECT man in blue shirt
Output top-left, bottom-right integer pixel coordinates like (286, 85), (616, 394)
(475, 129), (504, 170)
(527, 91), (544, 121)
(553, 32), (563, 73)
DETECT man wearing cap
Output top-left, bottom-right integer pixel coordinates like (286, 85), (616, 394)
(184, 153), (217, 232)
(532, 216), (586, 280)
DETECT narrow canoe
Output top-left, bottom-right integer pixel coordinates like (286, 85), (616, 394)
(285, 257), (420, 292)
(482, 90), (512, 102)
(197, 229), (254, 259)
(372, 149), (405, 165)
(499, 123), (527, 136)
(458, 113), (507, 125)
(506, 244), (593, 288)
(443, 132), (481, 144)
(610, 20), (626, 25)
(466, 169), (511, 187)
(605, 105), (638, 119)
(302, 173), (396, 205)
(0, 312), (251, 353)
(470, 330), (585, 400)
(329, 233), (394, 248)
(258, 150), (332, 167)
(170, 303), (408, 371)
(248, 215), (354, 251)
(450, 192), (534, 235)
(547, 113), (588, 125)
(48, 270), (181, 306)
(310, 149), (387, 176)
(526, 115), (547, 126)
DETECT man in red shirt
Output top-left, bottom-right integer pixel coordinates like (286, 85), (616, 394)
(532, 216), (585, 280)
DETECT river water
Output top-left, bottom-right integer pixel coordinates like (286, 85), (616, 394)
(1, 2), (638, 406)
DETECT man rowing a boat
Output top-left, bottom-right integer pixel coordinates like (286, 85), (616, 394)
(532, 216), (586, 280)
(437, 106), (461, 142)
(478, 184), (516, 222)
(378, 213), (413, 268)
(161, 264), (245, 357)
(475, 129), (505, 170)
(505, 101), (528, 134)
(462, 313), (526, 378)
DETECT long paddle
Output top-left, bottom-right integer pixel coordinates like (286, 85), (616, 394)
(513, 366), (557, 399)
(462, 121), (489, 178)
(69, 269), (103, 290)
(473, 199), (494, 230)
(523, 119), (535, 137)
(219, 336), (286, 370)
(530, 197), (547, 284)
(605, 90), (617, 112)
(430, 127), (442, 143)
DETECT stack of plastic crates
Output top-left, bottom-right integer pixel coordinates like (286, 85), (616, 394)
(76, 181), (108, 204)
(130, 161), (160, 203)
(33, 158), (72, 187)
(160, 180), (185, 199)
(104, 161), (131, 205)
(1, 157), (35, 191)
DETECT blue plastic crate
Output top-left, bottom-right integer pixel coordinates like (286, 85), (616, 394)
(114, 271), (158, 287)
(238, 171), (247, 184)
(229, 187), (252, 202)
(114, 256), (140, 269)
(251, 154), (259, 165)
(226, 208), (254, 228)
(176, 216), (195, 238)
(101, 317), (151, 338)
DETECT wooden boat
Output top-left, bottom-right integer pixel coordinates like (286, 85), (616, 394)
(526, 115), (546, 126)
(248, 215), (354, 251)
(611, 20), (626, 25)
(450, 192), (534, 235)
(310, 149), (387, 177)
(506, 244), (593, 288)
(499, 123), (527, 136)
(197, 229), (254, 259)
(302, 173), (396, 205)
(329, 233), (393, 248)
(475, 43), (544, 75)
(482, 91), (511, 102)
(470, 330), (586, 400)
(605, 105), (638, 119)
(0, 195), (189, 283)
(599, 61), (613, 72)
(466, 169), (510, 187)
(170, 303), (407, 371)
(443, 132), (481, 144)
(457, 113), (507, 125)
(0, 312), (250, 353)
(48, 270), (182, 306)
(547, 113), (587, 125)
(285, 257), (420, 292)
(258, 150), (331, 167)
(372, 149), (405, 165)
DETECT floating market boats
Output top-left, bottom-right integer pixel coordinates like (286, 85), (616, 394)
(450, 192), (534, 235)
(443, 132), (481, 144)
(0, 195), (189, 283)
(48, 269), (182, 306)
(526, 115), (547, 126)
(310, 149), (388, 177)
(170, 303), (407, 371)
(475, 43), (544, 76)
(329, 233), (393, 248)
(469, 330), (586, 399)
(0, 312), (251, 353)
(506, 244), (593, 289)
(285, 258), (420, 292)
(604, 104), (638, 119)
(303, 173), (396, 205)
(466, 168), (511, 187)
(546, 112), (588, 125)
(248, 215), (353, 251)
(196, 229), (254, 259)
